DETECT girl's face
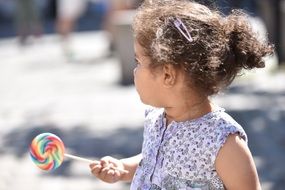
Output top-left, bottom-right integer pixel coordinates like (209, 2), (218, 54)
(133, 41), (165, 107)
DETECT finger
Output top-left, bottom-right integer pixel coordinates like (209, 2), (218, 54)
(107, 168), (115, 176)
(91, 165), (102, 176)
(108, 163), (115, 170)
(108, 157), (122, 168)
(114, 169), (121, 178)
(100, 166), (111, 180)
(89, 160), (100, 169)
(110, 166), (129, 174)
(111, 170), (122, 183)
(107, 169), (120, 183)
(100, 156), (112, 167)
(101, 166), (110, 174)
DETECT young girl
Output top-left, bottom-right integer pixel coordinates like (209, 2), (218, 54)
(89, 0), (273, 189)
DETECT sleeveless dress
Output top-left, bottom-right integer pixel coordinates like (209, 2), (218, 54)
(130, 107), (247, 190)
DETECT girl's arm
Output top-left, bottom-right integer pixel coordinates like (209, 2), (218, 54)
(89, 154), (142, 183)
(120, 154), (142, 181)
(215, 134), (261, 190)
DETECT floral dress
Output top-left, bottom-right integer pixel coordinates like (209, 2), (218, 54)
(130, 107), (247, 190)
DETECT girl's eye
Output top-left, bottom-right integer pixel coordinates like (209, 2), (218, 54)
(135, 59), (140, 67)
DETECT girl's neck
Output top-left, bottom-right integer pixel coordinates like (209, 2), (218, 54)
(164, 97), (212, 125)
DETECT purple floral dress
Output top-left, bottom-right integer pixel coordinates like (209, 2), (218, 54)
(130, 107), (247, 190)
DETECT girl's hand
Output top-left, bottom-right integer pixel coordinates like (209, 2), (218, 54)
(89, 156), (127, 183)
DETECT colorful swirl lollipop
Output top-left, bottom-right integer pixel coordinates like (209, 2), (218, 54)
(30, 133), (65, 171)
(30, 132), (128, 173)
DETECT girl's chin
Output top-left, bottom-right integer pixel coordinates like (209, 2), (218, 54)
(140, 99), (152, 106)
(141, 100), (163, 108)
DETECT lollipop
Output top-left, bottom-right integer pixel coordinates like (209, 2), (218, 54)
(30, 133), (128, 173)
(30, 133), (65, 171)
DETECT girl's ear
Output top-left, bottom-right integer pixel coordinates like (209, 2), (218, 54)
(162, 64), (177, 87)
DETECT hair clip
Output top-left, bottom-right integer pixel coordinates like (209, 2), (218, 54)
(173, 18), (193, 42)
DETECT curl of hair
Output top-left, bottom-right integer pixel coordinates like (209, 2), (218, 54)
(224, 10), (274, 69)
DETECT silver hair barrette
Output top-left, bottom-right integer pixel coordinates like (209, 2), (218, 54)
(173, 18), (193, 42)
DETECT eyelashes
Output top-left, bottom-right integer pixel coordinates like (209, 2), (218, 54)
(134, 58), (141, 67)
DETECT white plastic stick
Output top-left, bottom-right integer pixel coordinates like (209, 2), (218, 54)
(64, 153), (128, 173)
(64, 153), (93, 163)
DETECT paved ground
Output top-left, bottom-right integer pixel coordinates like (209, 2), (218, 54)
(0, 31), (284, 190)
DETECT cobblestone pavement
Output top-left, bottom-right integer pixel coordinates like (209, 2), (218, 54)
(0, 31), (284, 190)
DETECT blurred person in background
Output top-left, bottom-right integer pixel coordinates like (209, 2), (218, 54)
(56, 0), (87, 60)
(103, 0), (143, 54)
(255, 0), (284, 64)
(0, 0), (15, 20)
(216, 0), (257, 15)
(15, 0), (43, 45)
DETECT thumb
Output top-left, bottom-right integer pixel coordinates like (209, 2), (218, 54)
(89, 160), (100, 169)
(100, 156), (113, 167)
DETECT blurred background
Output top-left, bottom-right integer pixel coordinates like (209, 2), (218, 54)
(0, 0), (284, 190)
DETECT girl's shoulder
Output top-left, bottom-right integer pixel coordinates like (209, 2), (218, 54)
(211, 108), (248, 144)
(194, 108), (248, 161)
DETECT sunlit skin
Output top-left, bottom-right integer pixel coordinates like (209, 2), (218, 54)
(89, 41), (261, 190)
(133, 41), (213, 124)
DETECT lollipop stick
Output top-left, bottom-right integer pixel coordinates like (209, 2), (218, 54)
(64, 153), (128, 173)
(64, 153), (93, 163)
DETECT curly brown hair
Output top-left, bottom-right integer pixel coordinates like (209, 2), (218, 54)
(133, 0), (274, 96)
